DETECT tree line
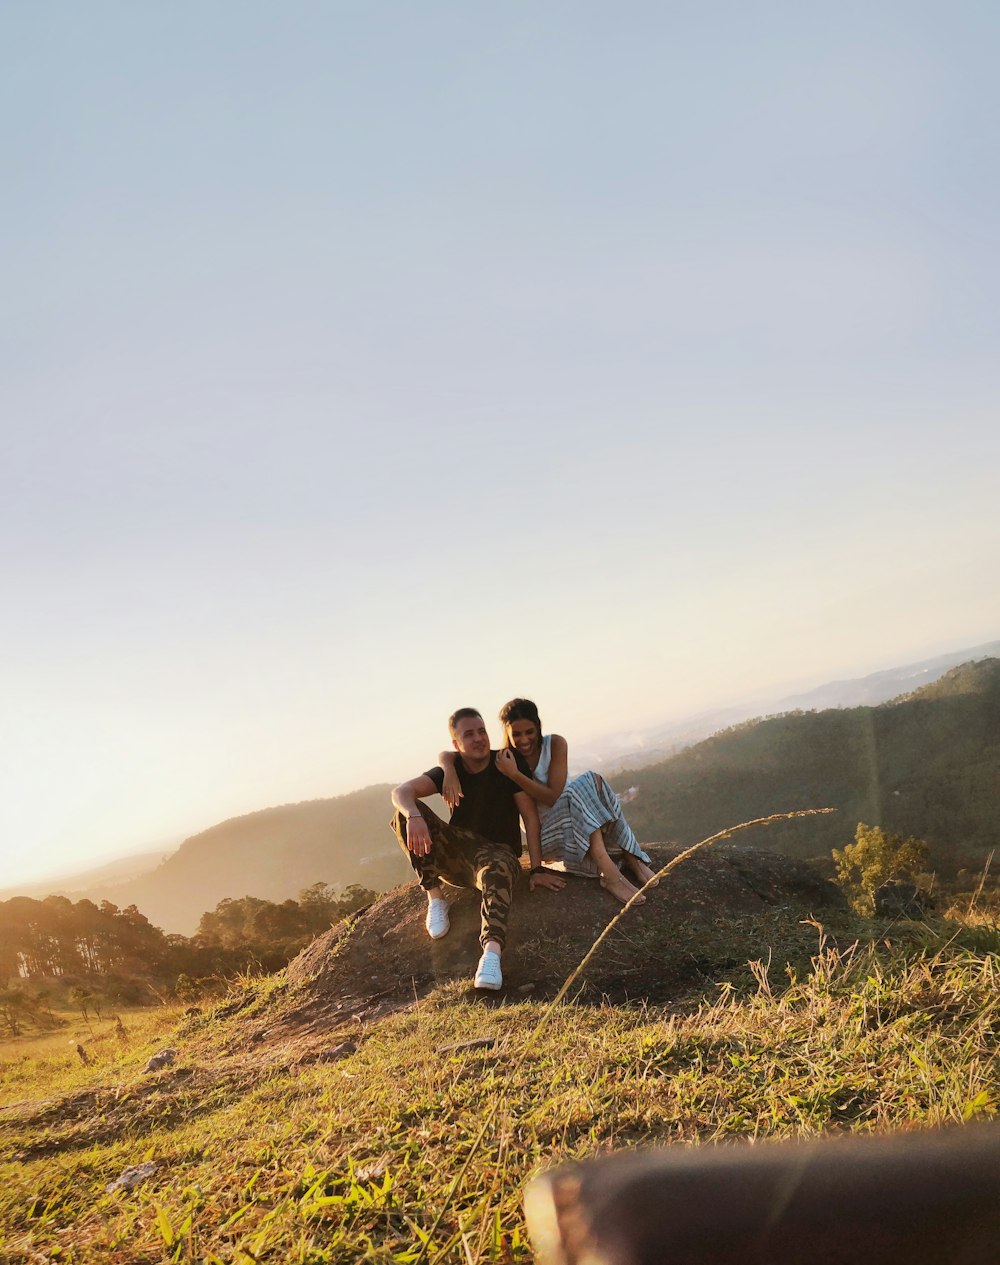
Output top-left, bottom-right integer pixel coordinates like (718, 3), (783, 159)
(0, 882), (375, 1033)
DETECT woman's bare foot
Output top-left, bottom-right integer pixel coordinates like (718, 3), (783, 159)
(623, 858), (659, 887)
(600, 871), (645, 904)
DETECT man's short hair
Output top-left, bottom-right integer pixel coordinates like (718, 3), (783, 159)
(448, 707), (483, 736)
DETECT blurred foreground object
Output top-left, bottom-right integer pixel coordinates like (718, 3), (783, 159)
(524, 1125), (1000, 1264)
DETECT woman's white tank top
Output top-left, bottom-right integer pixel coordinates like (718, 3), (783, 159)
(533, 734), (554, 784)
(533, 734), (554, 817)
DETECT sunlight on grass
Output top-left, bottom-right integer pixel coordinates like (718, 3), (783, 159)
(1, 927), (997, 1263)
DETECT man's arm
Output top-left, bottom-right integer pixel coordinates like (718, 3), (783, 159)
(515, 791), (565, 892)
(392, 774), (439, 857)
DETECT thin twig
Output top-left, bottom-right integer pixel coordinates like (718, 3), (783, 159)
(967, 850), (994, 918)
(532, 807), (836, 1037)
(418, 1111), (495, 1265)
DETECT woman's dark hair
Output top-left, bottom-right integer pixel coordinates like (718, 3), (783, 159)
(498, 697), (542, 739)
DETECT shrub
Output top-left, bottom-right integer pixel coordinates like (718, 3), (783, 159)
(833, 822), (930, 914)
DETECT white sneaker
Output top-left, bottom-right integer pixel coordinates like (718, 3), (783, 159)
(474, 949), (502, 990)
(425, 898), (450, 939)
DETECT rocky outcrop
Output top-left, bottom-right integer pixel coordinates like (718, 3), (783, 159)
(275, 844), (848, 1028)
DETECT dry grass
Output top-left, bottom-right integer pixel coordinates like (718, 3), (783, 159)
(1, 919), (997, 1263)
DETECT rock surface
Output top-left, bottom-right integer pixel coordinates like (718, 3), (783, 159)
(274, 844), (848, 1030)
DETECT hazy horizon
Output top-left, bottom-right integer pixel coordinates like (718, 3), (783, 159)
(5, 634), (997, 892)
(4, 4), (999, 889)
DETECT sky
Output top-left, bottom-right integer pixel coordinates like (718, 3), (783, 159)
(2, 2), (999, 889)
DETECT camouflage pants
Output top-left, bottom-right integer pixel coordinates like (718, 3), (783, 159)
(391, 806), (520, 950)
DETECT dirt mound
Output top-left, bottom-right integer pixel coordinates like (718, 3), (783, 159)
(271, 845), (847, 1032)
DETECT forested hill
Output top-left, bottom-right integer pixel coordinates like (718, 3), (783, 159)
(619, 657), (1000, 873)
(49, 785), (413, 935)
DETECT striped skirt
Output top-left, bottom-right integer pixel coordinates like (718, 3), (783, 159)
(540, 772), (650, 878)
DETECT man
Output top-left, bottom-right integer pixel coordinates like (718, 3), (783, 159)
(391, 707), (565, 990)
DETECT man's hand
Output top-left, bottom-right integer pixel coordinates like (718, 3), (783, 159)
(392, 775), (439, 853)
(496, 748), (519, 780)
(405, 815), (433, 856)
(529, 869), (566, 893)
(441, 767), (463, 810)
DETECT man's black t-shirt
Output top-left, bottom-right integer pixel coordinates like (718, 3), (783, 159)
(423, 751), (532, 855)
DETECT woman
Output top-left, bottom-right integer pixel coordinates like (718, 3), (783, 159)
(440, 698), (656, 904)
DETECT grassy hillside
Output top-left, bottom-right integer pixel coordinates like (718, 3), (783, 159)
(1, 916), (996, 1263)
(620, 658), (1000, 872)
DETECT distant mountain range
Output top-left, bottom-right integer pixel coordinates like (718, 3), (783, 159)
(574, 639), (1000, 773)
(4, 641), (997, 932)
(619, 656), (1000, 874)
(0, 788), (414, 935)
(0, 846), (177, 901)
